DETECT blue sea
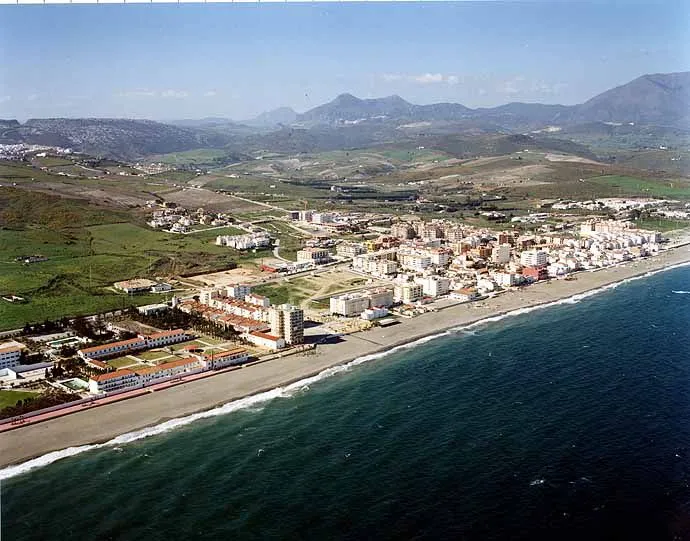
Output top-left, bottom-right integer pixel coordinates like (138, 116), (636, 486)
(2, 265), (690, 540)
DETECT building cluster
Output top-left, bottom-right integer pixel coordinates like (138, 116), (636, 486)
(77, 329), (191, 361)
(216, 232), (272, 250)
(114, 279), (172, 295)
(178, 284), (305, 350)
(148, 205), (233, 233)
(0, 144), (72, 160)
(287, 209), (378, 233)
(323, 218), (664, 318)
(88, 347), (249, 394)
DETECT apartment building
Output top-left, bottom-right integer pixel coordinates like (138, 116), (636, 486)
(269, 304), (304, 345)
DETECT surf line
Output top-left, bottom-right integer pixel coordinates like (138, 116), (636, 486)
(2, 259), (689, 481)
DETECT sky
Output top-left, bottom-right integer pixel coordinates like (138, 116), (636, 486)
(0, 1), (688, 121)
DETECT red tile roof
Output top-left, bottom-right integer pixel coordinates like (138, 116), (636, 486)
(79, 338), (145, 354)
(133, 357), (199, 376)
(91, 369), (135, 382)
(146, 329), (187, 340)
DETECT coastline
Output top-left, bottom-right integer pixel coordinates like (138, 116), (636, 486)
(2, 243), (689, 475)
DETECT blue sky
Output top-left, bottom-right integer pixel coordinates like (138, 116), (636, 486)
(0, 1), (688, 121)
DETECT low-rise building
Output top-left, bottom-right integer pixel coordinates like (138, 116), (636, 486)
(245, 331), (286, 351)
(114, 279), (158, 294)
(0, 342), (23, 369)
(202, 348), (250, 369)
(296, 247), (330, 265)
(133, 357), (203, 385)
(88, 369), (140, 394)
(78, 337), (147, 360)
(144, 329), (190, 349)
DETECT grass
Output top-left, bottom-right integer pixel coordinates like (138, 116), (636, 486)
(252, 282), (310, 306)
(148, 149), (228, 166)
(0, 216), (256, 330)
(586, 175), (690, 199)
(137, 350), (173, 361)
(636, 218), (690, 232)
(107, 357), (138, 369)
(0, 390), (39, 410)
(197, 336), (226, 345)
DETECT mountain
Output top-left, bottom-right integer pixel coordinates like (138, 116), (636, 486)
(296, 94), (472, 125)
(571, 72), (690, 127)
(289, 72), (689, 130)
(0, 118), (233, 160)
(244, 107), (298, 128)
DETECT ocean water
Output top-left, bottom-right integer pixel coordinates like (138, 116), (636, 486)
(2, 266), (690, 540)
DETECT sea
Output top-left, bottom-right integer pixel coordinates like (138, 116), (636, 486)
(2, 264), (690, 541)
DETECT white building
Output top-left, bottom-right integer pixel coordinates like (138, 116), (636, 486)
(336, 243), (366, 258)
(0, 342), (23, 369)
(329, 288), (394, 317)
(361, 307), (389, 321)
(134, 357), (203, 385)
(245, 331), (286, 351)
(202, 348), (250, 369)
(143, 329), (190, 349)
(394, 283), (424, 304)
(415, 276), (451, 297)
(520, 249), (549, 267)
(296, 247), (330, 265)
(492, 244), (511, 265)
(227, 284), (252, 299)
(78, 337), (147, 360)
(270, 304), (304, 345)
(88, 369), (140, 394)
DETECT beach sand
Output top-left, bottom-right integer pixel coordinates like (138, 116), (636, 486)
(1, 243), (689, 469)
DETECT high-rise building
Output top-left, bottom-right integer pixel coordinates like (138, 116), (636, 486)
(520, 249), (548, 267)
(269, 304), (304, 345)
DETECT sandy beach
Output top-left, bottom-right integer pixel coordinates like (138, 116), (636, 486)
(2, 242), (689, 470)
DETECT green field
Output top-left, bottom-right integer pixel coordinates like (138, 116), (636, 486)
(0, 390), (40, 410)
(0, 197), (256, 329)
(252, 283), (309, 306)
(636, 218), (690, 232)
(107, 356), (138, 369)
(587, 176), (690, 199)
(136, 350), (173, 361)
(148, 149), (229, 165)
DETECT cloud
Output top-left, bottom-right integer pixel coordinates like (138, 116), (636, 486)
(203, 90), (218, 97)
(119, 90), (157, 98)
(496, 76), (567, 97)
(161, 89), (189, 99)
(27, 94), (39, 102)
(382, 73), (459, 85)
(0, 96), (10, 104)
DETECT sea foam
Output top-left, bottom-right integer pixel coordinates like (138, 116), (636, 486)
(2, 259), (689, 481)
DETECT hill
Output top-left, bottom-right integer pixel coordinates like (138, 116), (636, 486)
(571, 72), (690, 127)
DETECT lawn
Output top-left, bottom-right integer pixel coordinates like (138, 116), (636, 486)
(0, 390), (39, 410)
(137, 350), (173, 361)
(196, 335), (226, 346)
(107, 357), (137, 369)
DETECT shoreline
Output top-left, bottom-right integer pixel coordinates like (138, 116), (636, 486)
(2, 243), (690, 474)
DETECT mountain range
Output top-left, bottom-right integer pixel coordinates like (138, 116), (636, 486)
(0, 72), (687, 160)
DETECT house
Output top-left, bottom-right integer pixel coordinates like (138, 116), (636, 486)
(245, 331), (286, 351)
(78, 337), (147, 360)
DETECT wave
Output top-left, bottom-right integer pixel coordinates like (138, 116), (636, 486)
(672, 290), (690, 294)
(2, 259), (689, 481)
